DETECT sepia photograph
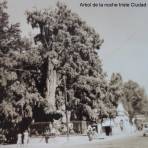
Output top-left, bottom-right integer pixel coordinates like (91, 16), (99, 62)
(0, 0), (148, 148)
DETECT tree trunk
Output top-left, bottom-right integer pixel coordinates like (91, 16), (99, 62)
(45, 56), (57, 111)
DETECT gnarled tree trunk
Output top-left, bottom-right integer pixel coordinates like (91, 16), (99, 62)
(45, 56), (57, 111)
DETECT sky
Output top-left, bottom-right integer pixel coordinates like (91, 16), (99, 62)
(6, 0), (148, 94)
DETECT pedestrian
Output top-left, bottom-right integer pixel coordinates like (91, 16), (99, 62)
(21, 132), (24, 147)
(17, 133), (22, 148)
(87, 125), (93, 141)
(92, 127), (98, 138)
(45, 129), (50, 144)
(51, 127), (56, 136)
(24, 130), (29, 145)
(120, 120), (124, 131)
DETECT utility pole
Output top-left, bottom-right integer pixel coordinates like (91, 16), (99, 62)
(64, 75), (69, 140)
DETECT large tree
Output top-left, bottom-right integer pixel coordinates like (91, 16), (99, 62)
(26, 2), (117, 121)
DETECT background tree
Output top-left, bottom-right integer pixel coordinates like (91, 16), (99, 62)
(109, 73), (124, 104)
(123, 80), (147, 119)
(142, 99), (148, 117)
(102, 73), (124, 119)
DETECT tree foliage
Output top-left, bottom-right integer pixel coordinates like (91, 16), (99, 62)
(123, 80), (147, 118)
(103, 73), (124, 118)
(109, 73), (124, 104)
(0, 1), (46, 143)
(26, 2), (120, 121)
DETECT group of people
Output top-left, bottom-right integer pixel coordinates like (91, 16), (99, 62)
(17, 130), (29, 147)
(16, 125), (96, 145)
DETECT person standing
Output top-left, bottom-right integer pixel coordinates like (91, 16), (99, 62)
(17, 133), (22, 148)
(45, 129), (50, 144)
(24, 130), (29, 145)
(87, 125), (93, 141)
(21, 132), (24, 147)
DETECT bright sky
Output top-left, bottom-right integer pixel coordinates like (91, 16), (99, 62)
(7, 0), (148, 94)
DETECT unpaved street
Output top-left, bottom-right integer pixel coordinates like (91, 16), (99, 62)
(67, 135), (148, 148)
(1, 133), (148, 148)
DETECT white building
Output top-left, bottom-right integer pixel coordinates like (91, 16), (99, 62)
(98, 102), (136, 136)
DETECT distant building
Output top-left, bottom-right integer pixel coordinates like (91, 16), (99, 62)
(113, 102), (134, 134)
(99, 102), (135, 136)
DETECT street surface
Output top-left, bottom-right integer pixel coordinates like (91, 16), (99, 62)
(1, 132), (148, 148)
(66, 134), (148, 148)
